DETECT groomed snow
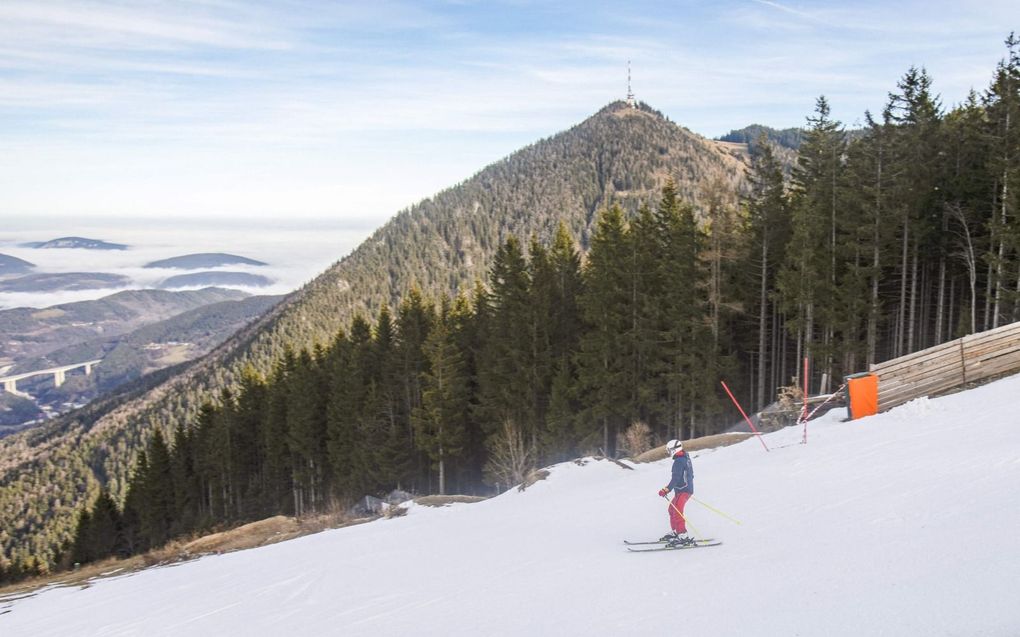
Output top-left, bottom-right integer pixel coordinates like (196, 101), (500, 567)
(3, 375), (1020, 636)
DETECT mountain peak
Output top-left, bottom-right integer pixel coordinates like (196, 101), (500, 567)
(0, 98), (754, 570)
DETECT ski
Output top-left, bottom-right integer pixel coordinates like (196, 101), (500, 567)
(627, 540), (722, 553)
(624, 538), (715, 546)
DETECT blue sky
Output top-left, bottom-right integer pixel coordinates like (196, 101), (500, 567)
(1, 0), (1017, 227)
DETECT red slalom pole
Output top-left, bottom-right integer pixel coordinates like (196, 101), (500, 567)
(720, 380), (769, 452)
(802, 357), (809, 443)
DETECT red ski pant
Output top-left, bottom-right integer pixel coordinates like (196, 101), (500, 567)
(668, 491), (692, 534)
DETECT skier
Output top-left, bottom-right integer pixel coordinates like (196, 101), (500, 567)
(658, 439), (695, 547)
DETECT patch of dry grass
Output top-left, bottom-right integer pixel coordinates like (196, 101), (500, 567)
(414, 495), (488, 507)
(631, 432), (755, 463)
(518, 468), (551, 491)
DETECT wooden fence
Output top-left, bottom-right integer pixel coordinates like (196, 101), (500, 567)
(869, 321), (1020, 412)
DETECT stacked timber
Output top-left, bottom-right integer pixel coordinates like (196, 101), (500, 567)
(870, 321), (1020, 412)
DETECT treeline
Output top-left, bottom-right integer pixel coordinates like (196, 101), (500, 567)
(746, 35), (1020, 410)
(67, 181), (724, 566)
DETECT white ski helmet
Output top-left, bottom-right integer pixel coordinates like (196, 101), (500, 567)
(666, 439), (683, 457)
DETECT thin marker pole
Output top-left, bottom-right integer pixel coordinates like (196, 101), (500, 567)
(721, 380), (769, 452)
(802, 357), (809, 444)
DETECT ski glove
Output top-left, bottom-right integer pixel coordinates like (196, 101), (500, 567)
(658, 487), (669, 498)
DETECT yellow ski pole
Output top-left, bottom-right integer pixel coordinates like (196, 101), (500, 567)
(662, 494), (702, 539)
(692, 497), (742, 525)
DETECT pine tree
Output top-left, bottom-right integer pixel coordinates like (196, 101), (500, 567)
(942, 93), (992, 336)
(655, 182), (712, 438)
(888, 67), (943, 352)
(779, 96), (846, 392)
(70, 508), (93, 565)
(262, 350), (295, 514)
(328, 314), (379, 497)
(745, 137), (792, 408)
(286, 349), (328, 515)
(169, 421), (200, 534)
(843, 109), (895, 365)
(576, 205), (633, 454)
(232, 368), (268, 519)
(984, 33), (1020, 326)
(541, 223), (584, 459)
(413, 296), (470, 494)
(120, 451), (148, 554)
(326, 325), (359, 498)
(87, 489), (123, 561)
(478, 236), (536, 460)
(627, 202), (667, 426)
(393, 289), (434, 489)
(140, 428), (174, 548)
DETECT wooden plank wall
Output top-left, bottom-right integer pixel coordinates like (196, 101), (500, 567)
(869, 321), (1020, 412)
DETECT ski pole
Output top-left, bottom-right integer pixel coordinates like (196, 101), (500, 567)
(692, 497), (742, 525)
(662, 494), (703, 539)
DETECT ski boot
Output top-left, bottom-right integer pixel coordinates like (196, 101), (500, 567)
(666, 534), (696, 548)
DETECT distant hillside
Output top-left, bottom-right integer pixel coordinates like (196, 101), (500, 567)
(5, 294), (282, 433)
(21, 237), (128, 250)
(0, 394), (44, 435)
(145, 253), (268, 269)
(159, 272), (273, 289)
(0, 254), (34, 276)
(0, 101), (754, 569)
(718, 124), (805, 152)
(0, 272), (130, 293)
(0, 287), (251, 365)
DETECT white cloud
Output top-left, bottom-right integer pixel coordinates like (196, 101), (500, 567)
(0, 0), (1015, 228)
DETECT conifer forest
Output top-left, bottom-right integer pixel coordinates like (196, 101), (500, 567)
(4, 36), (1020, 581)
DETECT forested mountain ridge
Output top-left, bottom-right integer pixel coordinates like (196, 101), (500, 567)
(0, 101), (753, 573)
(718, 123), (804, 151)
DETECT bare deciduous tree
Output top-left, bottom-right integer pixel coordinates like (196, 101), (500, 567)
(483, 419), (534, 490)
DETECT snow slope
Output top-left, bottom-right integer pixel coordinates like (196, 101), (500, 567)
(3, 375), (1020, 636)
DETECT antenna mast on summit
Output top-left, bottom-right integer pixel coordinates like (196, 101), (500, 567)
(626, 60), (636, 108)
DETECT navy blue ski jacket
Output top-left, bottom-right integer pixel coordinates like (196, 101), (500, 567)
(667, 452), (694, 494)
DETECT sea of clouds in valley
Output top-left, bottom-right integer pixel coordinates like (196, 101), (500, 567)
(0, 216), (368, 310)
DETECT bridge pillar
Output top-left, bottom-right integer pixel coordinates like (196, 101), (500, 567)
(54, 370), (65, 387)
(85, 363), (93, 376)
(2, 379), (15, 394)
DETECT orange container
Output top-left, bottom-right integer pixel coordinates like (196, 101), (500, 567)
(846, 373), (878, 420)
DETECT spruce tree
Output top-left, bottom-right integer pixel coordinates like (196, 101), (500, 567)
(413, 296), (470, 494)
(576, 205), (633, 454)
(655, 183), (712, 439)
(984, 34), (1020, 325)
(745, 137), (792, 408)
(887, 68), (943, 352)
(393, 290), (434, 490)
(140, 428), (174, 548)
(779, 96), (846, 392)
(478, 236), (535, 461)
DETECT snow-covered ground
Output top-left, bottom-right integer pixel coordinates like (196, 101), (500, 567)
(4, 375), (1020, 636)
